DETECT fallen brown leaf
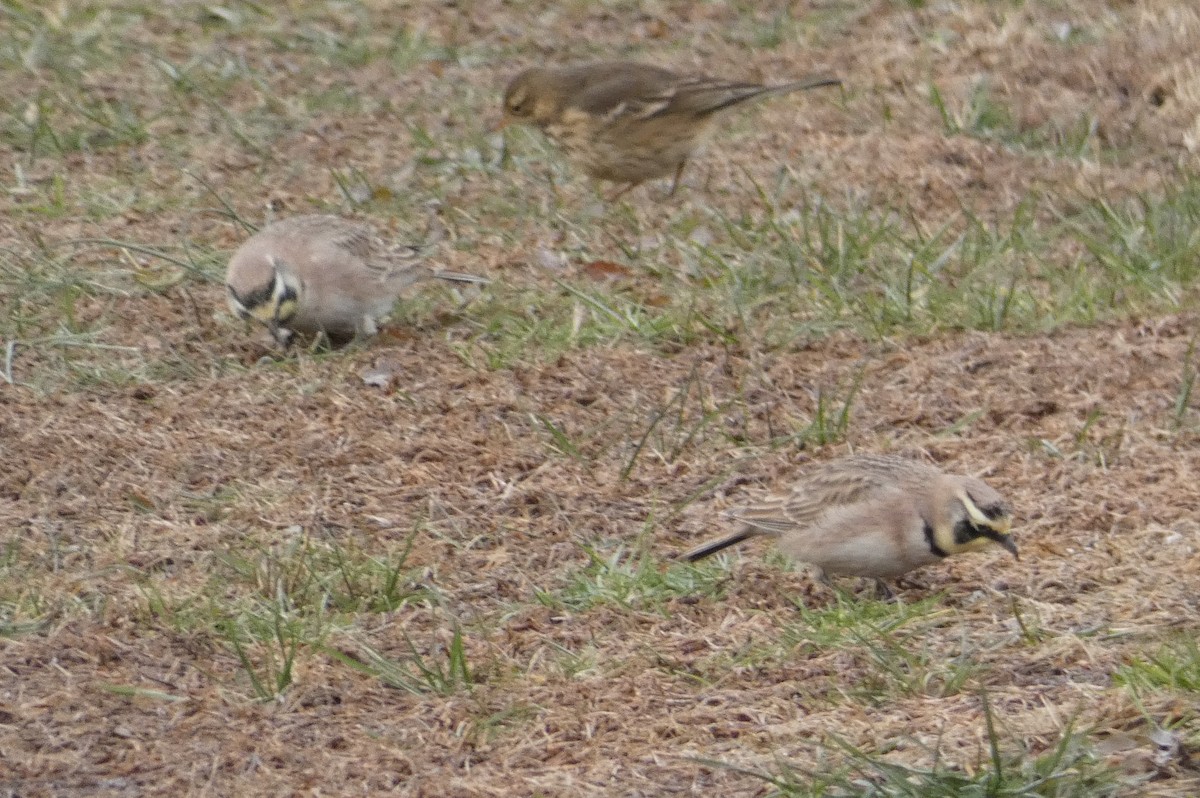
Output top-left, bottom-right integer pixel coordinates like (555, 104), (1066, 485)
(583, 260), (633, 280)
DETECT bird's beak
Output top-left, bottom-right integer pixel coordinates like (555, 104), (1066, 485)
(981, 524), (1018, 560)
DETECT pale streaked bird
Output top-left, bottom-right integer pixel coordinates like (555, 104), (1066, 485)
(499, 60), (840, 199)
(224, 214), (487, 347)
(681, 454), (1017, 596)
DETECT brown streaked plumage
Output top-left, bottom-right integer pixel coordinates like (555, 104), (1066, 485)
(224, 214), (487, 347)
(500, 60), (840, 199)
(681, 454), (1016, 594)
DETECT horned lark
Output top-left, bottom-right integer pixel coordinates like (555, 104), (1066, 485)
(224, 214), (487, 347)
(499, 60), (840, 199)
(682, 454), (1016, 595)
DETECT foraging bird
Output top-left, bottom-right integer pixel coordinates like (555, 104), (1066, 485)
(224, 214), (487, 347)
(499, 60), (840, 199)
(681, 454), (1017, 595)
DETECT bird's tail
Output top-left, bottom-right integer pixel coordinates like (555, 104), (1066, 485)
(769, 73), (842, 96)
(698, 73), (841, 114)
(679, 529), (759, 562)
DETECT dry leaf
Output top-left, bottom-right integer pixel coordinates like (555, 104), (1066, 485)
(360, 369), (393, 389)
(360, 356), (406, 390)
(583, 260), (633, 280)
(377, 328), (417, 344)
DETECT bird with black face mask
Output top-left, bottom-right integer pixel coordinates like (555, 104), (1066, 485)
(224, 214), (487, 348)
(681, 454), (1017, 597)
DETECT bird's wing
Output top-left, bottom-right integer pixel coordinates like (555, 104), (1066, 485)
(653, 78), (775, 117)
(571, 63), (685, 119)
(326, 222), (423, 279)
(730, 456), (938, 534)
(314, 219), (384, 266)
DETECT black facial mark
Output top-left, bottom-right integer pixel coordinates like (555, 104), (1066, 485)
(953, 516), (1017, 559)
(924, 521), (948, 558)
(229, 280), (277, 313)
(953, 517), (982, 546)
(274, 283), (298, 322)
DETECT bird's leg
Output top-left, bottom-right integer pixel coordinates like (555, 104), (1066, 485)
(793, 567), (839, 608)
(810, 567), (834, 590)
(873, 579), (897, 602)
(604, 181), (641, 202)
(309, 331), (334, 353)
(667, 159), (689, 197)
(892, 575), (924, 591)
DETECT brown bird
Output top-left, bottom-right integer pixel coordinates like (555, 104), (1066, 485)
(225, 214), (487, 347)
(499, 60), (840, 199)
(681, 454), (1017, 596)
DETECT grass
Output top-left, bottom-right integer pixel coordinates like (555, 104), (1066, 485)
(327, 626), (475, 697)
(1115, 637), (1200, 696)
(688, 590), (985, 701)
(699, 697), (1123, 797)
(132, 534), (476, 701)
(3, 0), (1200, 794)
(543, 543), (728, 612)
(420, 182), (1200, 371)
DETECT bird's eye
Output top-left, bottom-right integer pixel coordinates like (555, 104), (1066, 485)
(505, 87), (531, 117)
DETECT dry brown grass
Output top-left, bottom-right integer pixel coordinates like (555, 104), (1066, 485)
(3, 1), (1200, 795)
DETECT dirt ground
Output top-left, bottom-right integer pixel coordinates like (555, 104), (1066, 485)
(3, 1), (1200, 796)
(5, 320), (1200, 795)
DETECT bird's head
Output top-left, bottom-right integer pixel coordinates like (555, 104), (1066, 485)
(927, 475), (1017, 559)
(226, 255), (302, 345)
(500, 67), (568, 129)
